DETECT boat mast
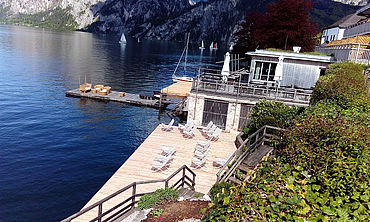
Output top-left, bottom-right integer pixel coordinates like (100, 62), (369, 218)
(184, 33), (190, 73)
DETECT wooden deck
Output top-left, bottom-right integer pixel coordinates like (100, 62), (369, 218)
(161, 81), (192, 99)
(75, 125), (238, 222)
(66, 89), (173, 108)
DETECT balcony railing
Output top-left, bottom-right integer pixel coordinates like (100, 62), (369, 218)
(192, 77), (312, 105)
(344, 21), (370, 38)
(315, 44), (370, 65)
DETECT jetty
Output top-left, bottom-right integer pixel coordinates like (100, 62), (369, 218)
(65, 89), (173, 108)
(72, 125), (238, 222)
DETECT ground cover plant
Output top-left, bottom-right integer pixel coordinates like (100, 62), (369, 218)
(137, 188), (179, 210)
(204, 62), (370, 221)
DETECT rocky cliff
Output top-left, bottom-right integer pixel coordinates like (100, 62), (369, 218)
(0, 0), (365, 43)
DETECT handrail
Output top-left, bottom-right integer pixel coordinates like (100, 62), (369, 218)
(216, 125), (284, 183)
(62, 165), (196, 222)
(192, 80), (311, 104)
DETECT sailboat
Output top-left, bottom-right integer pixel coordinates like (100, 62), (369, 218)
(199, 40), (205, 50)
(119, 33), (127, 44)
(137, 38), (140, 43)
(172, 33), (195, 83)
(209, 42), (214, 50)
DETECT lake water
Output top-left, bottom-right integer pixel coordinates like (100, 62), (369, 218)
(0, 25), (225, 221)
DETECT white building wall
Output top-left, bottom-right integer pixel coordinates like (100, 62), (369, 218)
(187, 93), (255, 132)
(321, 27), (344, 44)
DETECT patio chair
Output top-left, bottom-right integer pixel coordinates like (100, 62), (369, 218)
(207, 128), (222, 141)
(152, 159), (169, 173)
(203, 124), (217, 136)
(191, 155), (208, 169)
(194, 148), (209, 160)
(161, 144), (176, 156)
(213, 153), (233, 168)
(161, 119), (174, 131)
(183, 125), (195, 138)
(200, 121), (213, 133)
(178, 119), (194, 132)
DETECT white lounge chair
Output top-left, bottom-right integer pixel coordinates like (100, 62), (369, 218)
(183, 126), (195, 138)
(179, 119), (194, 132)
(161, 144), (176, 156)
(196, 139), (212, 148)
(213, 153), (233, 168)
(154, 153), (173, 163)
(152, 160), (169, 173)
(191, 156), (208, 169)
(200, 121), (213, 133)
(207, 128), (222, 141)
(161, 119), (174, 131)
(194, 148), (209, 159)
(204, 124), (217, 135)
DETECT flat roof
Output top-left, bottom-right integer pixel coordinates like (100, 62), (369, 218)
(246, 50), (334, 63)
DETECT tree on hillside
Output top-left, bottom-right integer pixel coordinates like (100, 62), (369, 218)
(233, 0), (317, 53)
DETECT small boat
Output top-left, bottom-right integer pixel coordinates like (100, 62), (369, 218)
(209, 42), (214, 50)
(137, 38), (140, 43)
(119, 33), (127, 44)
(213, 42), (218, 50)
(199, 40), (205, 50)
(172, 33), (195, 83)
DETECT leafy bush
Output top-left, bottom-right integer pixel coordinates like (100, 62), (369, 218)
(209, 182), (233, 202)
(204, 62), (370, 221)
(137, 188), (179, 210)
(245, 100), (304, 135)
(311, 62), (367, 110)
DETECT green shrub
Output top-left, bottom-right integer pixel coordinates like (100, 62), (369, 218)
(311, 62), (367, 110)
(137, 188), (179, 210)
(209, 182), (233, 202)
(245, 100), (304, 135)
(204, 62), (370, 221)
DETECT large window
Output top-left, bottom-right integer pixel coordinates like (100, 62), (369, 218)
(253, 61), (277, 82)
(202, 99), (228, 129)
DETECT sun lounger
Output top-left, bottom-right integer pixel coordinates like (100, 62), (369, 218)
(183, 126), (195, 138)
(191, 156), (208, 169)
(196, 139), (212, 148)
(161, 119), (174, 131)
(207, 128), (222, 141)
(213, 153), (233, 168)
(194, 149), (209, 159)
(203, 124), (217, 136)
(152, 160), (169, 173)
(200, 121), (213, 133)
(178, 119), (194, 132)
(161, 144), (176, 156)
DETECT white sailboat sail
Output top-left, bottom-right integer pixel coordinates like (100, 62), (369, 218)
(199, 40), (205, 50)
(119, 33), (127, 44)
(209, 41), (214, 49)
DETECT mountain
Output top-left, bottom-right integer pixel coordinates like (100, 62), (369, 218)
(0, 0), (364, 43)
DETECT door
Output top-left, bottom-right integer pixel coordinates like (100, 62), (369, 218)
(202, 99), (228, 129)
(238, 104), (253, 131)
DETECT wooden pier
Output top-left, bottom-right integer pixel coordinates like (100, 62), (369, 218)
(65, 89), (173, 108)
(73, 125), (238, 222)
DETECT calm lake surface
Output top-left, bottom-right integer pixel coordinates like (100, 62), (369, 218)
(0, 25), (224, 221)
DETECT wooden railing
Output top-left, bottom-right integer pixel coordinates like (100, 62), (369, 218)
(192, 79), (312, 105)
(62, 165), (196, 222)
(216, 125), (284, 183)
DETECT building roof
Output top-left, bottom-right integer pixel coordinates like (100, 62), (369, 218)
(326, 35), (370, 47)
(357, 3), (370, 16)
(325, 13), (366, 29)
(246, 50), (333, 63)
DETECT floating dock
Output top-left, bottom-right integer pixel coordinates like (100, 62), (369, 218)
(65, 89), (173, 108)
(74, 125), (238, 222)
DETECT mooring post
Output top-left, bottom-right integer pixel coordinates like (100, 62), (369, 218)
(159, 93), (163, 112)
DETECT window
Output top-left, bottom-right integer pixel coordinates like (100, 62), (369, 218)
(253, 61), (277, 82)
(202, 99), (228, 129)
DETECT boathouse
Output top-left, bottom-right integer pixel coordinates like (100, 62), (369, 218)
(186, 50), (334, 131)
